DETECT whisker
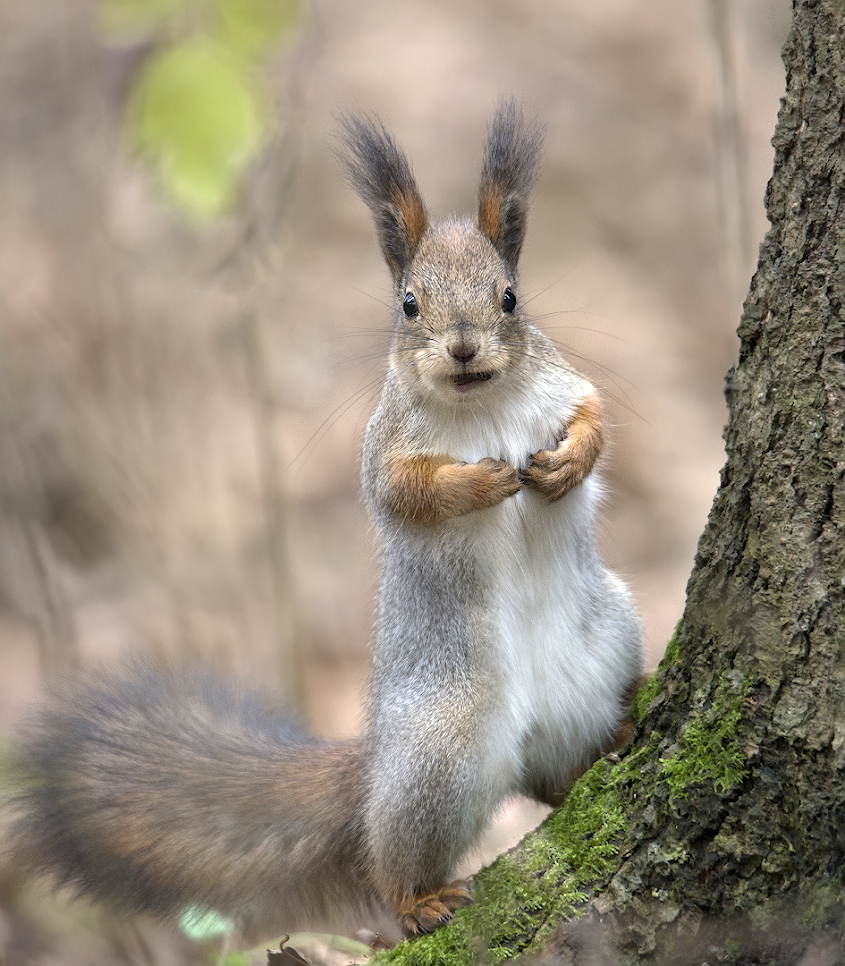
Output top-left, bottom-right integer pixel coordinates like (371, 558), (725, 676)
(494, 339), (644, 422)
(527, 315), (628, 340)
(352, 286), (396, 313)
(332, 327), (392, 339)
(332, 342), (433, 373)
(519, 264), (582, 307)
(284, 372), (385, 474)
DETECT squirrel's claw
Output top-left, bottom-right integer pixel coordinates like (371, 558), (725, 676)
(397, 880), (473, 936)
(521, 441), (583, 502)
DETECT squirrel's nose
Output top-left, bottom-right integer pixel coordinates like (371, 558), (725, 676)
(447, 336), (479, 363)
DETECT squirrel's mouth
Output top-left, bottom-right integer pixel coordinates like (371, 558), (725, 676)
(450, 371), (493, 393)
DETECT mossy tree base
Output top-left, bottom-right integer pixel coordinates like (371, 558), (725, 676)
(375, 0), (845, 962)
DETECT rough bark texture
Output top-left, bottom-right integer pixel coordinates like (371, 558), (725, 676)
(374, 1), (845, 963)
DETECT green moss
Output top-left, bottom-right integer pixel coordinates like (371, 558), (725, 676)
(373, 916), (475, 966)
(631, 624), (682, 723)
(374, 739), (665, 966)
(374, 648), (751, 965)
(663, 625), (683, 666)
(630, 674), (658, 724)
(799, 881), (845, 937)
(659, 674), (749, 798)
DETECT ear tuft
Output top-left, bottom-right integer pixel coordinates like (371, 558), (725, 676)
(338, 116), (429, 286)
(477, 99), (544, 273)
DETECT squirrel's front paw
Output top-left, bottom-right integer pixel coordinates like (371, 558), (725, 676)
(432, 457), (520, 518)
(472, 457), (522, 505)
(397, 881), (473, 936)
(520, 438), (588, 502)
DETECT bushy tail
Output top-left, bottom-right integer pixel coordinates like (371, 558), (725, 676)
(11, 660), (373, 937)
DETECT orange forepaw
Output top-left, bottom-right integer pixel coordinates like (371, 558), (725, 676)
(397, 880), (473, 936)
(521, 392), (604, 502)
(385, 454), (521, 524)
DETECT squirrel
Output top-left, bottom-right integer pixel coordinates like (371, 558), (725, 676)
(11, 100), (643, 941)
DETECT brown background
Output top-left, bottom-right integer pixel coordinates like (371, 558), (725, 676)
(0, 0), (791, 955)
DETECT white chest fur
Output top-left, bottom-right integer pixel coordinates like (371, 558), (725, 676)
(418, 376), (633, 793)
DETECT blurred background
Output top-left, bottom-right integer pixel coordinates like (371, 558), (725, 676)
(0, 0), (790, 961)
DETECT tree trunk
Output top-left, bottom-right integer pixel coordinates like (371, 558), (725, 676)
(374, 1), (845, 963)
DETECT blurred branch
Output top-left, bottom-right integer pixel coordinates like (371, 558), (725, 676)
(242, 308), (306, 715)
(229, 8), (323, 715)
(0, 363), (78, 677)
(24, 525), (78, 677)
(706, 0), (753, 308)
(104, 0), (320, 710)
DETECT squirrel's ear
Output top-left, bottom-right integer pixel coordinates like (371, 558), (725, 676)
(338, 116), (429, 286)
(477, 100), (544, 273)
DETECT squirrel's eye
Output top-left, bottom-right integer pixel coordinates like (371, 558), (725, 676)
(502, 287), (517, 314)
(402, 293), (419, 318)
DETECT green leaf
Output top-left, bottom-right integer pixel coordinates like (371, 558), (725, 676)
(128, 35), (269, 218)
(213, 0), (300, 60)
(179, 905), (235, 941)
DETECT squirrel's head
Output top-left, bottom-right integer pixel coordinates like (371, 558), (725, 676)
(339, 100), (544, 403)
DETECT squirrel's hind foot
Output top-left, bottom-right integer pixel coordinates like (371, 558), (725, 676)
(398, 880), (473, 936)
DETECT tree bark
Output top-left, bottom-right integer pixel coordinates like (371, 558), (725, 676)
(374, 1), (845, 963)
